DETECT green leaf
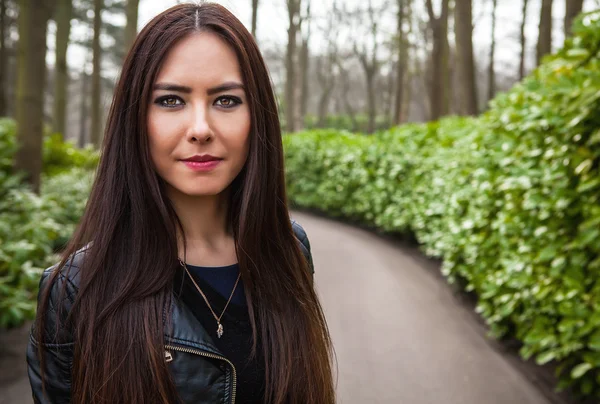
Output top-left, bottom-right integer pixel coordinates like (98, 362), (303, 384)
(571, 363), (593, 379)
(589, 331), (600, 351)
(588, 128), (600, 145)
(536, 351), (557, 365)
(574, 159), (593, 175)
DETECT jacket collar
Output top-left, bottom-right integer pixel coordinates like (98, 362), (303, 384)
(163, 294), (224, 356)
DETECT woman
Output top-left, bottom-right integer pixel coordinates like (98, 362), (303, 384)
(26, 3), (336, 403)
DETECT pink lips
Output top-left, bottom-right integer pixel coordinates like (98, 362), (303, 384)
(182, 160), (222, 171)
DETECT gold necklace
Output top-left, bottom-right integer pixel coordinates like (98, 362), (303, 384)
(178, 257), (241, 339)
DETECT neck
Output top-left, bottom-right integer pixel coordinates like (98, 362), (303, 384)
(168, 186), (232, 257)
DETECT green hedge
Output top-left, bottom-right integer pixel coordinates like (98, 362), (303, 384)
(284, 11), (600, 399)
(303, 113), (392, 133)
(0, 120), (96, 328)
(43, 133), (99, 176)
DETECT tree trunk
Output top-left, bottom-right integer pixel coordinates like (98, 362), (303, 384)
(78, 68), (89, 148)
(564, 0), (584, 38)
(384, 73), (394, 125)
(402, 70), (412, 122)
(298, 1), (310, 130)
(251, 0), (259, 37)
(393, 0), (407, 125)
(124, 0), (139, 53)
(536, 0), (553, 66)
(518, 0), (528, 80)
(426, 0), (450, 120)
(455, 0), (478, 115)
(338, 65), (357, 131)
(366, 69), (375, 133)
(488, 0), (497, 102)
(53, 0), (72, 138)
(299, 39), (309, 128)
(316, 92), (330, 127)
(0, 0), (6, 116)
(285, 0), (301, 133)
(401, 0), (414, 122)
(416, 56), (431, 120)
(316, 45), (335, 127)
(15, 0), (55, 193)
(90, 0), (103, 148)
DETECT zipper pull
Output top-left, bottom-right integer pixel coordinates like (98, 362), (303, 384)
(165, 350), (173, 363)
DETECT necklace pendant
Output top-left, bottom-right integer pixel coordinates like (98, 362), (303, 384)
(217, 322), (224, 338)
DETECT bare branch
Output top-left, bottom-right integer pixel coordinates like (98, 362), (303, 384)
(425, 0), (435, 22)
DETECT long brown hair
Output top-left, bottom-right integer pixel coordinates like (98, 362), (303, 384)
(35, 3), (336, 403)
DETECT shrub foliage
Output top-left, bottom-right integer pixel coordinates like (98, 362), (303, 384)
(284, 11), (600, 398)
(0, 120), (95, 328)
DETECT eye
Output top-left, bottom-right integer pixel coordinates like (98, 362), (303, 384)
(215, 96), (242, 109)
(154, 95), (184, 108)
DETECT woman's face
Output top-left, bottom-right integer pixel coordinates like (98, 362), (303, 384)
(147, 31), (251, 199)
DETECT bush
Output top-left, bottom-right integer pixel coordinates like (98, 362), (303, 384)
(0, 120), (96, 328)
(0, 118), (24, 192)
(43, 133), (99, 176)
(0, 169), (93, 328)
(284, 10), (600, 399)
(303, 113), (392, 133)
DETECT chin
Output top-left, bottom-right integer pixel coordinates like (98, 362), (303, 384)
(184, 184), (231, 197)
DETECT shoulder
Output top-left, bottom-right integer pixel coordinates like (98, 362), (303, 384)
(290, 219), (314, 275)
(291, 219), (310, 250)
(41, 243), (89, 293)
(31, 244), (90, 345)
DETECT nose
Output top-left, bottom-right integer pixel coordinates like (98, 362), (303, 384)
(186, 106), (213, 143)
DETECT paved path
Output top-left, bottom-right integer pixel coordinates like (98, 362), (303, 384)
(1, 212), (556, 403)
(0, 321), (33, 404)
(291, 211), (552, 404)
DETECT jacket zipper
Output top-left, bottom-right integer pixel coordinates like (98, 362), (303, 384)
(164, 344), (237, 404)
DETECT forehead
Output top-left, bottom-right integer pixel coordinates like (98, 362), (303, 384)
(155, 31), (243, 86)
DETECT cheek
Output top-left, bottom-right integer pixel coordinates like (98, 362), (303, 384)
(217, 110), (251, 157)
(147, 113), (180, 162)
(147, 124), (163, 168)
(232, 115), (251, 159)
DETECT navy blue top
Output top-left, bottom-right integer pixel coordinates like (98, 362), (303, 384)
(185, 262), (247, 306)
(173, 262), (265, 403)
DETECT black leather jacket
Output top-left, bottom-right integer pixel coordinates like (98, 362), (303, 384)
(26, 219), (314, 404)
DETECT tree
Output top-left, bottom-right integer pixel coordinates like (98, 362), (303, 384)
(315, 56), (335, 128)
(564, 0), (584, 38)
(393, 0), (409, 125)
(251, 0), (259, 37)
(487, 0), (497, 102)
(78, 72), (89, 147)
(90, 0), (103, 148)
(285, 0), (301, 133)
(299, 0), (311, 129)
(425, 0), (450, 120)
(454, 0), (478, 115)
(69, 0), (127, 144)
(15, 0), (56, 193)
(536, 0), (553, 66)
(353, 0), (385, 133)
(518, 0), (528, 80)
(400, 0), (415, 122)
(123, 0), (139, 52)
(315, 1), (338, 128)
(0, 0), (6, 116)
(335, 58), (358, 132)
(53, 0), (73, 137)
(77, 22), (92, 148)
(0, 1), (20, 118)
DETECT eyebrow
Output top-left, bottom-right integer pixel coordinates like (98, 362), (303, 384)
(152, 82), (245, 96)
